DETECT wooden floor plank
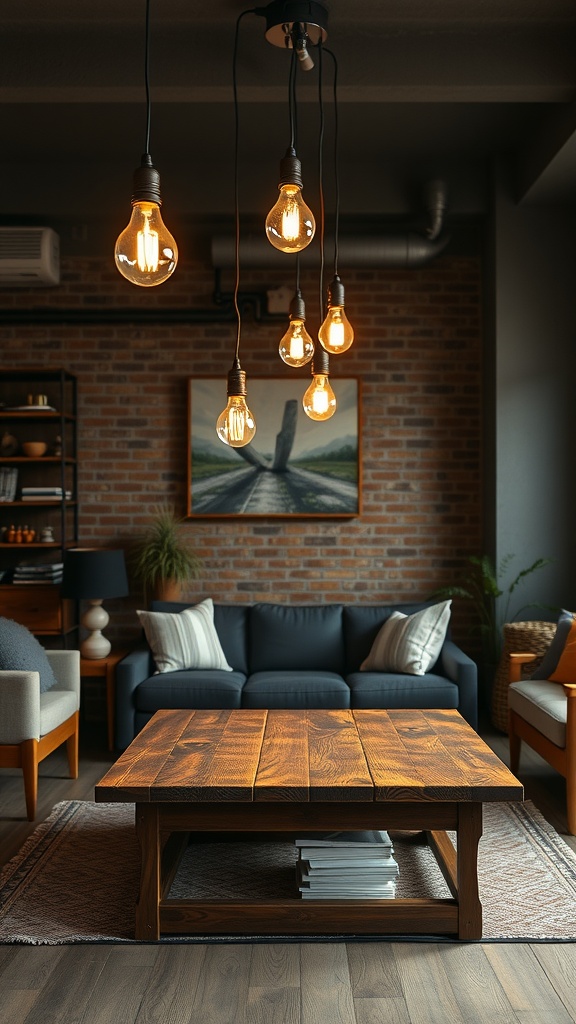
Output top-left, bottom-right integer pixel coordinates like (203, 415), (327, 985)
(483, 944), (576, 1023)
(133, 945), (208, 1024)
(17, 946), (113, 1024)
(188, 944), (253, 1023)
(437, 943), (522, 1024)
(347, 941), (405, 998)
(353, 996), (412, 1024)
(300, 943), (357, 1024)
(527, 945), (576, 1024)
(246, 943), (301, 1024)
(392, 944), (466, 1024)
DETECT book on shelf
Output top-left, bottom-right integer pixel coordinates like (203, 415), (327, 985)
(0, 467), (18, 502)
(295, 831), (393, 849)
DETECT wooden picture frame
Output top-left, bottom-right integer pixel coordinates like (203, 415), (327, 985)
(187, 376), (361, 518)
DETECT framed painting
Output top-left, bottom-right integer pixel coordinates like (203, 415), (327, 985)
(187, 376), (361, 518)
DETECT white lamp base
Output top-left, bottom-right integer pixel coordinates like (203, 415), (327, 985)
(80, 599), (112, 660)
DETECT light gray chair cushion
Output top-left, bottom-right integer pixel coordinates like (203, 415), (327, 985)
(509, 679), (567, 748)
(40, 689), (79, 736)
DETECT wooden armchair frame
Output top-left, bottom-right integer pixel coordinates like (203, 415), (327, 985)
(508, 652), (576, 835)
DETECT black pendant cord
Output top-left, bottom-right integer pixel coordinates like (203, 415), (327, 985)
(289, 47), (297, 150)
(317, 39), (325, 325)
(144, 0), (152, 155)
(232, 9), (257, 366)
(325, 47), (339, 277)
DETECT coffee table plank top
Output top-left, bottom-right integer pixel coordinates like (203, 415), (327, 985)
(151, 709), (268, 802)
(355, 709), (522, 801)
(96, 708), (523, 806)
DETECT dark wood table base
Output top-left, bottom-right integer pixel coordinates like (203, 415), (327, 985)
(134, 800), (483, 941)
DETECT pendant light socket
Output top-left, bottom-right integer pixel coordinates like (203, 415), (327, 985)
(289, 289), (306, 322)
(131, 154), (163, 205)
(279, 148), (304, 189)
(312, 346), (329, 376)
(327, 274), (345, 307)
(227, 362), (248, 397)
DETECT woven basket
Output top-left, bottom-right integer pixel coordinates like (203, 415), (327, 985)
(491, 620), (557, 733)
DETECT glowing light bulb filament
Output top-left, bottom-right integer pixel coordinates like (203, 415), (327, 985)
(137, 209), (159, 272)
(328, 315), (345, 350)
(281, 195), (301, 243)
(311, 378), (330, 415)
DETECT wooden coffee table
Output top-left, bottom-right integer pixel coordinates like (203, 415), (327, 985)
(95, 708), (523, 940)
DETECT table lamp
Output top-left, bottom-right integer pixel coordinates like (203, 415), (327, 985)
(61, 547), (129, 659)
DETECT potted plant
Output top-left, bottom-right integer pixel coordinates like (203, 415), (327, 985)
(131, 507), (202, 602)
(433, 552), (552, 669)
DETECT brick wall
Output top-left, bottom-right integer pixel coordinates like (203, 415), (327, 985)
(0, 252), (483, 649)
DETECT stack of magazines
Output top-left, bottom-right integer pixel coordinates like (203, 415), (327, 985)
(13, 561), (64, 584)
(295, 830), (400, 900)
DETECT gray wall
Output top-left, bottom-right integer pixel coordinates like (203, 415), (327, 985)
(492, 164), (576, 620)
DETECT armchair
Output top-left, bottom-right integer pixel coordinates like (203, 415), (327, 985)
(508, 652), (576, 835)
(0, 649), (81, 820)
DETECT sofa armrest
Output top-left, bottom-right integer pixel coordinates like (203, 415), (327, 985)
(438, 640), (478, 731)
(115, 646), (155, 749)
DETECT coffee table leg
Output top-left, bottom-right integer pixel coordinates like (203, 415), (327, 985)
(457, 802), (483, 939)
(135, 804), (161, 940)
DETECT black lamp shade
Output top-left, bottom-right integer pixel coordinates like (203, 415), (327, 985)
(61, 548), (129, 600)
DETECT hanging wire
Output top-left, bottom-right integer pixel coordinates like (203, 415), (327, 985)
(143, 0), (152, 154)
(288, 47), (297, 149)
(325, 48), (339, 276)
(317, 39), (325, 324)
(232, 9), (257, 364)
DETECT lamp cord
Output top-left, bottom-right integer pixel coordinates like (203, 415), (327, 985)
(317, 39), (325, 324)
(144, 0), (151, 155)
(289, 47), (297, 150)
(232, 9), (257, 365)
(325, 48), (339, 277)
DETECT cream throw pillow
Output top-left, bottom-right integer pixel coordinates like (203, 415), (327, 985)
(360, 601), (451, 676)
(137, 598), (232, 674)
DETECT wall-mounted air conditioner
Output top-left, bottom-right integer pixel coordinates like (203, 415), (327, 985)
(0, 226), (60, 287)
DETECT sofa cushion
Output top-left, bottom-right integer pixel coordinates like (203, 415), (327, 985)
(151, 600), (248, 673)
(360, 601), (451, 676)
(137, 599), (232, 674)
(242, 671), (350, 709)
(0, 615), (57, 693)
(135, 669), (246, 711)
(249, 604), (345, 673)
(347, 671), (459, 710)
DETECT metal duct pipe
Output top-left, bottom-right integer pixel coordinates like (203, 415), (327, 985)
(424, 179), (448, 241)
(211, 230), (450, 270)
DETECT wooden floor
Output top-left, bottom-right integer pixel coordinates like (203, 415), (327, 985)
(1, 720), (576, 1023)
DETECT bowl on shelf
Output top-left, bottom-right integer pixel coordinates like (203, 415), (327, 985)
(22, 441), (47, 458)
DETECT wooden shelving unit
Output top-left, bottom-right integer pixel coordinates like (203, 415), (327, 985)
(0, 368), (78, 642)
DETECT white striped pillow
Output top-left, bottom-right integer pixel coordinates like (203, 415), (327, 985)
(137, 599), (233, 674)
(360, 601), (451, 676)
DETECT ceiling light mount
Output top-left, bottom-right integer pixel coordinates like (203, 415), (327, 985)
(257, 1), (328, 49)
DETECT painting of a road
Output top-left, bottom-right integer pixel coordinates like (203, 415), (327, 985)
(187, 377), (360, 517)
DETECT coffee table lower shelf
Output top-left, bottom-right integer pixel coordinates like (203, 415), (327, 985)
(133, 802), (482, 941)
(157, 895), (459, 938)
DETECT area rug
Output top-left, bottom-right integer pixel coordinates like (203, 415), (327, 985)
(1, 799), (575, 943)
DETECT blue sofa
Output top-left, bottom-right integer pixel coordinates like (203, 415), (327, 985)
(115, 601), (478, 748)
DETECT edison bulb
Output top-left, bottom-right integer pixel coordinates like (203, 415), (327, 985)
(266, 185), (315, 253)
(302, 373), (337, 421)
(318, 305), (354, 354)
(216, 396), (256, 448)
(279, 319), (314, 367)
(115, 201), (177, 287)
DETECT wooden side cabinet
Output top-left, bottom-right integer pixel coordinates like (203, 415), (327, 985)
(0, 367), (78, 643)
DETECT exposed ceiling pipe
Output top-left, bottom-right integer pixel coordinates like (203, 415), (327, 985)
(211, 180), (450, 269)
